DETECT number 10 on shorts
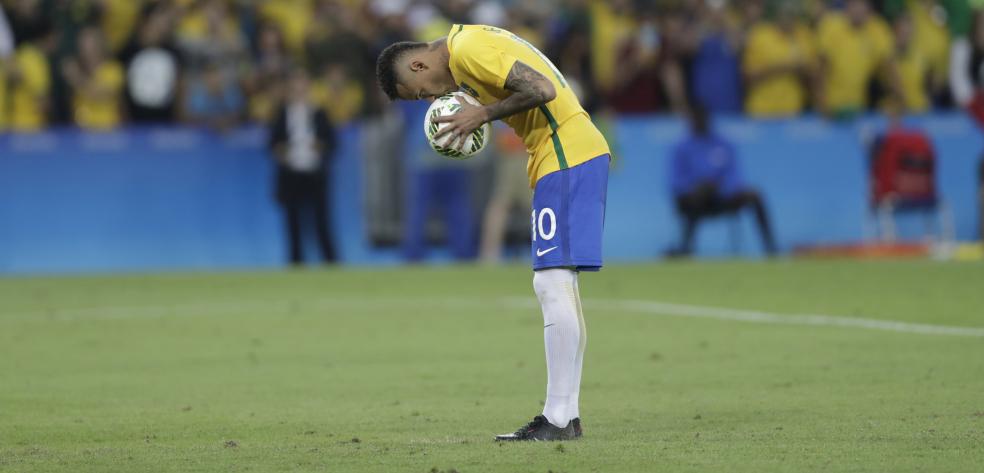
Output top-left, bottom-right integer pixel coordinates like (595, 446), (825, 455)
(532, 208), (556, 242)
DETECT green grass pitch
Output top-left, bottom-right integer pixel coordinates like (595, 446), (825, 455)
(1, 260), (983, 472)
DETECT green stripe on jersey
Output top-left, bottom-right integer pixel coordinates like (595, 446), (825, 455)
(449, 24), (464, 44)
(539, 105), (568, 170)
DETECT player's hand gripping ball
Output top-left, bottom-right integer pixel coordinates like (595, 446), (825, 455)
(424, 92), (491, 159)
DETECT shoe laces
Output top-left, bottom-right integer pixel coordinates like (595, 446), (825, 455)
(517, 415), (547, 434)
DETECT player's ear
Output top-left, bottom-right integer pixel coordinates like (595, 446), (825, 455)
(409, 59), (428, 72)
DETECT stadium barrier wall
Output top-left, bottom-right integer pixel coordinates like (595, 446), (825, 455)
(0, 114), (980, 274)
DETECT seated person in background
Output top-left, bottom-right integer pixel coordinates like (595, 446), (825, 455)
(61, 27), (125, 130)
(669, 107), (777, 257)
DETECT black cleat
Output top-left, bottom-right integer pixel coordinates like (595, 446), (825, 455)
(494, 415), (576, 441)
(572, 417), (582, 438)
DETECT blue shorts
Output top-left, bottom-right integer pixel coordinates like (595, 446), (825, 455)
(531, 154), (610, 271)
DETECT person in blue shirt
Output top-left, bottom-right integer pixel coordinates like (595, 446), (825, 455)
(669, 106), (776, 256)
(185, 62), (245, 131)
(690, 5), (742, 114)
(400, 99), (477, 262)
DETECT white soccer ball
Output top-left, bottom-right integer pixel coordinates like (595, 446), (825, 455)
(424, 92), (491, 159)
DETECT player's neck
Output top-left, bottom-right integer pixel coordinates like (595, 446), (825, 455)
(430, 37), (454, 85)
(431, 37), (450, 63)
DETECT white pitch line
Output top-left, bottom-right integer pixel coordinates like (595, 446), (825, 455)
(5, 296), (984, 338)
(0, 297), (515, 321)
(585, 299), (984, 338)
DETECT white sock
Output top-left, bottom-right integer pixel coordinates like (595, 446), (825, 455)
(570, 274), (586, 420)
(533, 268), (581, 428)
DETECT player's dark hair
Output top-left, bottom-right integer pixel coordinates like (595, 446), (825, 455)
(376, 41), (428, 100)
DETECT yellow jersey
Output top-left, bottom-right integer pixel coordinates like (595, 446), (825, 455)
(0, 63), (6, 131)
(446, 24), (610, 188)
(588, 1), (636, 94)
(743, 22), (816, 117)
(102, 0), (141, 53)
(73, 61), (125, 130)
(6, 45), (50, 131)
(910, 0), (949, 88)
(894, 45), (930, 113)
(310, 79), (364, 125)
(816, 13), (893, 113)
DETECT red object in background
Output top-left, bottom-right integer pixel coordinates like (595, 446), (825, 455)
(792, 242), (930, 259)
(870, 128), (937, 208)
(968, 91), (984, 129)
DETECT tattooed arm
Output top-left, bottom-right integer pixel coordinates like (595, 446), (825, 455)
(483, 60), (557, 121)
(432, 61), (556, 148)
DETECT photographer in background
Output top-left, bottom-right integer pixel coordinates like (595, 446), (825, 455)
(268, 68), (337, 266)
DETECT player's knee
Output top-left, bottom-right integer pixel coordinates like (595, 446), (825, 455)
(533, 269), (575, 304)
(532, 271), (551, 302)
(742, 189), (763, 204)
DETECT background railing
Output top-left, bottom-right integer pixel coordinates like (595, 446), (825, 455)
(1, 113), (980, 274)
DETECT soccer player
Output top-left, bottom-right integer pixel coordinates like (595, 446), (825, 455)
(376, 24), (610, 441)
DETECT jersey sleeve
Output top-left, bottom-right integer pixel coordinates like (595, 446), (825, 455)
(452, 35), (518, 90)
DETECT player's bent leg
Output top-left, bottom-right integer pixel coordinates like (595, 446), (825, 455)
(533, 268), (580, 430)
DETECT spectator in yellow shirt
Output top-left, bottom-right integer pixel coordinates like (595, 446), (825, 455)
(101, 0), (141, 54)
(243, 23), (289, 124)
(61, 27), (125, 130)
(2, 32), (53, 132)
(743, 3), (817, 117)
(908, 0), (949, 100)
(0, 58), (9, 131)
(257, 0), (313, 60)
(310, 63), (364, 126)
(815, 0), (901, 117)
(175, 0), (248, 78)
(589, 0), (638, 97)
(890, 14), (931, 113)
(882, 0), (950, 95)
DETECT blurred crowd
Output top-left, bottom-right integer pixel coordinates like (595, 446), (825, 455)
(0, 0), (982, 133)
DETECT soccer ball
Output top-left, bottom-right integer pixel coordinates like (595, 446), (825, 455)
(424, 92), (491, 159)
